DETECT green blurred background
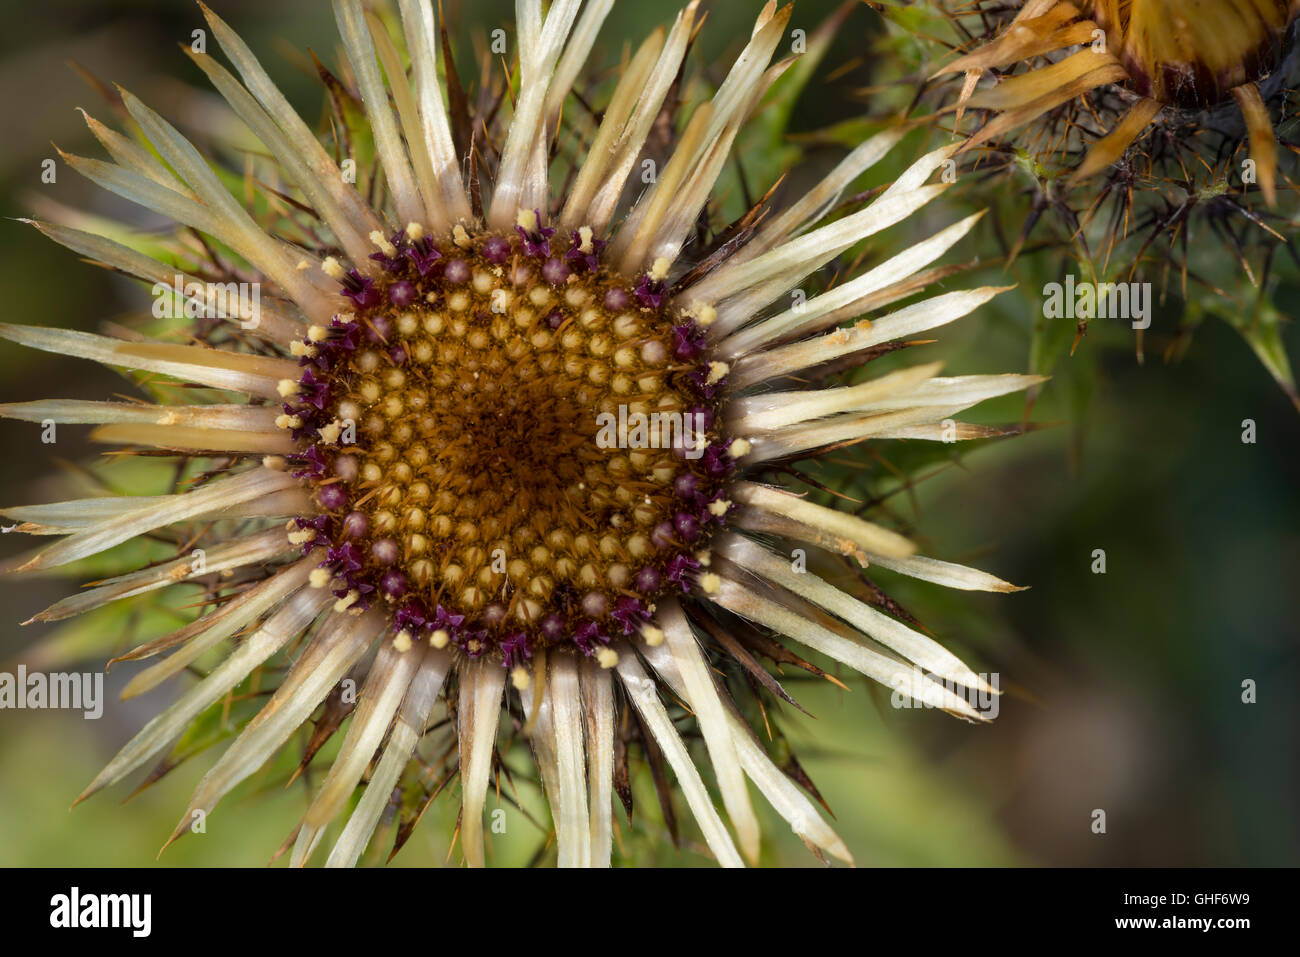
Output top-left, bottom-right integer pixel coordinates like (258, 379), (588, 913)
(0, 0), (1296, 867)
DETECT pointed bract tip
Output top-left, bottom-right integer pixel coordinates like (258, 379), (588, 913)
(15, 555), (46, 574)
(159, 815), (191, 857)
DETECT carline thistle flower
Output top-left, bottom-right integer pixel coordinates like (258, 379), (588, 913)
(0, 0), (1037, 867)
(933, 0), (1297, 242)
(938, 0), (1298, 185)
(917, 1), (1299, 403)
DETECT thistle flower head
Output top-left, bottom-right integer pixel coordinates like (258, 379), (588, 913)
(938, 0), (1298, 192)
(0, 0), (1035, 867)
(925, 0), (1299, 401)
(1092, 0), (1294, 108)
(292, 219), (732, 665)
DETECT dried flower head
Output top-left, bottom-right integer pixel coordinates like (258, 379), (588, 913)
(1, 0), (1034, 866)
(938, 0), (1296, 192)
(926, 0), (1298, 400)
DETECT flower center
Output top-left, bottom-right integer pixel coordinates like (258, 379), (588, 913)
(1089, 0), (1294, 108)
(281, 220), (735, 665)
